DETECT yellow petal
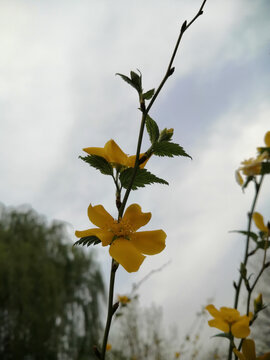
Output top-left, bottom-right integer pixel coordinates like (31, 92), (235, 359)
(220, 307), (240, 322)
(264, 131), (270, 147)
(208, 318), (230, 333)
(104, 139), (128, 165)
(127, 154), (149, 168)
(87, 204), (114, 229)
(242, 339), (256, 360)
(252, 212), (268, 232)
(83, 146), (109, 161)
(206, 304), (223, 319)
(231, 318), (250, 338)
(131, 230), (166, 255)
(109, 238), (145, 273)
(233, 348), (246, 360)
(123, 204), (151, 231)
(75, 228), (113, 246)
(235, 170), (244, 186)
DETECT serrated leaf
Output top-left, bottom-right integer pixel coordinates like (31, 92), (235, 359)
(79, 155), (113, 176)
(142, 88), (155, 100)
(145, 115), (159, 144)
(230, 230), (258, 242)
(152, 141), (192, 159)
(119, 168), (169, 190)
(74, 236), (101, 247)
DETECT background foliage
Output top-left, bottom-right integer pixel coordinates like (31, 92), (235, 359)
(0, 204), (105, 360)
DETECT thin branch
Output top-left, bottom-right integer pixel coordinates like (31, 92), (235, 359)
(118, 0), (208, 218)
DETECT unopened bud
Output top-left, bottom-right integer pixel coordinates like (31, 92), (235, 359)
(254, 293), (263, 313)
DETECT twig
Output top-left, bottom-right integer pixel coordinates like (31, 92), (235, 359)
(118, 0), (208, 218)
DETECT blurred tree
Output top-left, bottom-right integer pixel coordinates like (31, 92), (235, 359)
(0, 204), (105, 360)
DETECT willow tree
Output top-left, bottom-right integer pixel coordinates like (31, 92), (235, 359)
(0, 204), (105, 360)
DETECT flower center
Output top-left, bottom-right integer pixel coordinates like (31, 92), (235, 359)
(109, 219), (135, 239)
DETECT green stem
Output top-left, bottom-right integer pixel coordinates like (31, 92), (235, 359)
(100, 259), (118, 360)
(246, 233), (268, 316)
(98, 1), (208, 358)
(228, 176), (264, 360)
(118, 0), (207, 219)
(233, 176), (264, 310)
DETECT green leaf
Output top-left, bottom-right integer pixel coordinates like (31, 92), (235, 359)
(257, 147), (270, 156)
(257, 240), (270, 250)
(130, 70), (142, 92)
(212, 333), (232, 340)
(79, 155), (113, 176)
(116, 71), (141, 93)
(145, 115), (159, 144)
(261, 162), (270, 175)
(74, 236), (101, 247)
(142, 88), (155, 100)
(230, 230), (258, 242)
(119, 168), (169, 190)
(152, 141), (192, 159)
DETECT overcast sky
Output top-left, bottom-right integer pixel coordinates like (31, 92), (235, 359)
(1, 0), (270, 344)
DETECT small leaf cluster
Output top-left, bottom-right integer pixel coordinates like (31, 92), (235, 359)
(145, 115), (192, 159)
(231, 230), (270, 254)
(116, 70), (155, 102)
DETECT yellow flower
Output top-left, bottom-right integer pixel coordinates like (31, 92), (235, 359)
(75, 203), (166, 272)
(175, 352), (181, 358)
(235, 152), (268, 186)
(233, 339), (270, 360)
(83, 139), (148, 168)
(106, 343), (112, 351)
(252, 212), (269, 234)
(264, 131), (270, 147)
(205, 304), (252, 338)
(117, 295), (131, 304)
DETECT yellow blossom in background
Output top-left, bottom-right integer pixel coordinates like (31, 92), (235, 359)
(75, 203), (166, 272)
(106, 343), (112, 351)
(205, 304), (252, 338)
(264, 131), (270, 147)
(175, 352), (181, 358)
(233, 339), (270, 360)
(83, 139), (148, 168)
(117, 295), (131, 304)
(235, 131), (270, 186)
(252, 212), (269, 234)
(257, 131), (270, 154)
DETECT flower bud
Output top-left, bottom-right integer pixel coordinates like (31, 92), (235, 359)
(254, 293), (263, 313)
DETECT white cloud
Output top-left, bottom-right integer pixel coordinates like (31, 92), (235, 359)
(0, 0), (269, 338)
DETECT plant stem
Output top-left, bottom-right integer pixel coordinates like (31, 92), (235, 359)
(119, 0), (207, 218)
(100, 259), (118, 360)
(234, 177), (264, 310)
(246, 233), (269, 316)
(227, 176), (264, 360)
(99, 1), (208, 358)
